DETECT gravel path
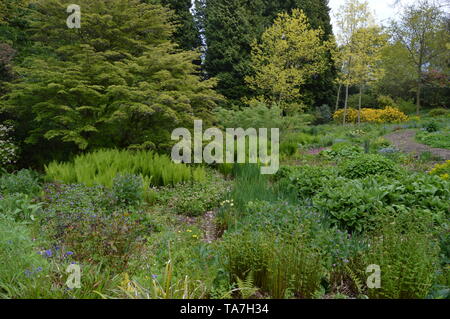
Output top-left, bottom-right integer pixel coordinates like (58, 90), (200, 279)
(384, 129), (450, 161)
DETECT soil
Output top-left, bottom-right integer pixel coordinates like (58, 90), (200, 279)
(384, 129), (450, 161)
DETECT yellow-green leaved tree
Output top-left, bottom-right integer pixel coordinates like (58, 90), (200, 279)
(351, 26), (387, 124)
(245, 9), (333, 114)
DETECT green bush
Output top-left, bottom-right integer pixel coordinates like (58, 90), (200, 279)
(0, 216), (50, 298)
(313, 173), (449, 233)
(40, 184), (154, 270)
(0, 193), (43, 223)
(423, 121), (440, 133)
(284, 165), (339, 199)
(0, 169), (41, 196)
(156, 173), (231, 217)
(416, 131), (450, 149)
(338, 154), (400, 179)
(112, 174), (144, 208)
(45, 149), (206, 187)
(429, 108), (449, 117)
(396, 98), (416, 115)
(320, 142), (364, 160)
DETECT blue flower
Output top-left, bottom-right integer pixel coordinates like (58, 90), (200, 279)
(152, 274), (158, 279)
(44, 249), (53, 257)
(65, 251), (74, 256)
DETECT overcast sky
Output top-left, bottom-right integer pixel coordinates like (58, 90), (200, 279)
(328, 0), (418, 31)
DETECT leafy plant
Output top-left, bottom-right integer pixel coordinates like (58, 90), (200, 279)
(338, 154), (400, 179)
(0, 193), (43, 223)
(112, 174), (144, 208)
(0, 169), (41, 196)
(45, 149), (206, 188)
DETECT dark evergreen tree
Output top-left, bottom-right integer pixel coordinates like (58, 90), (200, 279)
(153, 0), (202, 50)
(198, 0), (336, 108)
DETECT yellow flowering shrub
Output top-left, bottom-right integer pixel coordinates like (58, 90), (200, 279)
(333, 107), (408, 124)
(429, 160), (450, 180)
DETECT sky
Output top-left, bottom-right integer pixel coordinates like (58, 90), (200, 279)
(328, 0), (419, 31)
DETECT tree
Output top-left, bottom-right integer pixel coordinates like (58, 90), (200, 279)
(245, 9), (332, 113)
(333, 0), (374, 124)
(375, 41), (417, 101)
(197, 0), (335, 107)
(351, 26), (387, 124)
(156, 0), (202, 50)
(390, 0), (448, 114)
(0, 0), (221, 165)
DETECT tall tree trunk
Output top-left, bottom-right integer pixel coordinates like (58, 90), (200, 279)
(335, 82), (342, 112)
(343, 83), (349, 125)
(358, 84), (363, 125)
(416, 76), (422, 115)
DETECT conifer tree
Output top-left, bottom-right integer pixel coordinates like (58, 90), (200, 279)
(0, 0), (221, 163)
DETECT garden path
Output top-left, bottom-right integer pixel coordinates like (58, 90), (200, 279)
(384, 129), (450, 161)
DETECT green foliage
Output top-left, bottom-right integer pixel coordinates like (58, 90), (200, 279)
(112, 174), (144, 208)
(361, 223), (440, 299)
(0, 216), (50, 298)
(40, 184), (154, 270)
(246, 9), (333, 112)
(45, 149), (206, 187)
(215, 102), (308, 131)
(198, 0), (335, 106)
(221, 229), (323, 298)
(1, 0), (221, 164)
(423, 121), (440, 133)
(338, 154), (400, 179)
(0, 169), (41, 196)
(156, 173), (231, 216)
(395, 98), (416, 115)
(416, 131), (450, 149)
(314, 173), (450, 233)
(347, 93), (378, 109)
(0, 193), (43, 223)
(282, 165), (338, 199)
(428, 108), (449, 117)
(0, 124), (18, 167)
(157, 0), (202, 50)
(320, 142), (364, 160)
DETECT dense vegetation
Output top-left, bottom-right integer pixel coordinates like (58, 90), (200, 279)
(0, 0), (449, 300)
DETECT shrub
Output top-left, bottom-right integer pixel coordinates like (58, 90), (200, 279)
(0, 193), (43, 223)
(0, 124), (18, 168)
(314, 173), (449, 233)
(112, 174), (144, 208)
(45, 149), (206, 188)
(416, 131), (450, 149)
(429, 108), (449, 117)
(313, 104), (333, 124)
(0, 216), (50, 298)
(429, 160), (450, 180)
(320, 142), (364, 160)
(396, 98), (416, 115)
(423, 121), (440, 133)
(39, 184), (156, 270)
(333, 107), (408, 124)
(156, 173), (231, 217)
(0, 169), (41, 196)
(338, 154), (399, 179)
(285, 165), (339, 199)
